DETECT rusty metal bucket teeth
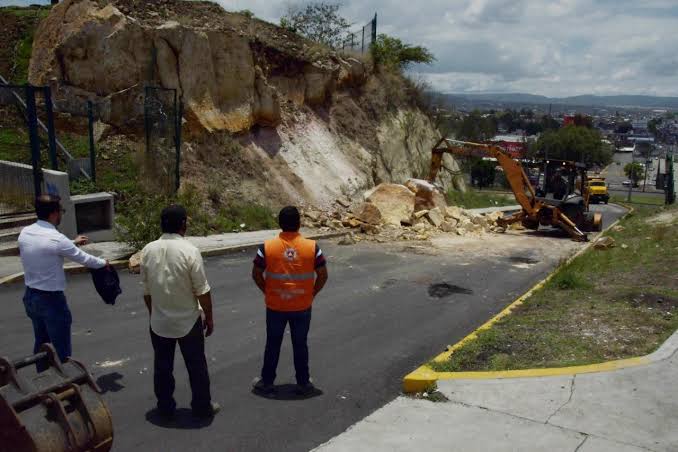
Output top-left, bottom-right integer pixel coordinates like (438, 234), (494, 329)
(0, 344), (114, 452)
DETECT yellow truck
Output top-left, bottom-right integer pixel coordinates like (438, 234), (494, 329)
(587, 176), (609, 204)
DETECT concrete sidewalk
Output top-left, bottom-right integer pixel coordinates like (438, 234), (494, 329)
(315, 331), (678, 452)
(0, 228), (343, 283)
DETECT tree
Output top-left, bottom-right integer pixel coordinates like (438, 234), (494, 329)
(648, 118), (662, 138)
(536, 125), (611, 166)
(624, 162), (644, 187)
(371, 34), (435, 70)
(280, 2), (351, 48)
(572, 113), (593, 128)
(455, 110), (497, 142)
(471, 159), (496, 189)
(615, 122), (632, 134)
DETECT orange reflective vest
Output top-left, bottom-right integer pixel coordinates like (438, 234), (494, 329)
(264, 232), (316, 312)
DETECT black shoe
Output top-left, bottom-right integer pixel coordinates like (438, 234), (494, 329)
(252, 377), (275, 395)
(296, 381), (316, 396)
(192, 402), (221, 419)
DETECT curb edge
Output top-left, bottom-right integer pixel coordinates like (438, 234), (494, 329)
(403, 204), (634, 393)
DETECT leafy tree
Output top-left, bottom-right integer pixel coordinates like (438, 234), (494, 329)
(624, 162), (644, 187)
(540, 115), (560, 131)
(572, 114), (593, 128)
(524, 122), (543, 136)
(648, 118), (662, 138)
(536, 125), (611, 166)
(371, 34), (435, 70)
(280, 2), (351, 48)
(471, 159), (496, 189)
(615, 122), (632, 134)
(455, 110), (497, 142)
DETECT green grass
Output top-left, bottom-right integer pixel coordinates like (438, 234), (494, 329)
(610, 193), (666, 206)
(431, 204), (678, 372)
(115, 185), (278, 251)
(446, 188), (516, 209)
(0, 128), (30, 163)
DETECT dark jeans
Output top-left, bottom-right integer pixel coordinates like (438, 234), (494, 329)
(23, 287), (72, 371)
(150, 317), (211, 414)
(261, 308), (312, 385)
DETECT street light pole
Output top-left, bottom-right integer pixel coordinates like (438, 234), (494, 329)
(627, 152), (633, 203)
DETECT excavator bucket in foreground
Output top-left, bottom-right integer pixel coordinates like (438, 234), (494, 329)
(0, 344), (114, 452)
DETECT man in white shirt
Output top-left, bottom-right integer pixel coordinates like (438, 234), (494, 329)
(141, 204), (219, 419)
(18, 194), (108, 370)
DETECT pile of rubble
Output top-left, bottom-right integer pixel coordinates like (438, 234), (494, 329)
(302, 179), (512, 243)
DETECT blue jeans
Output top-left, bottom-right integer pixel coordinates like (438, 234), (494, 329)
(23, 287), (72, 370)
(261, 308), (312, 385)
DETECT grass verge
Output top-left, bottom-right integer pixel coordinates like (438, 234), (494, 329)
(431, 204), (678, 372)
(446, 189), (516, 209)
(610, 193), (665, 206)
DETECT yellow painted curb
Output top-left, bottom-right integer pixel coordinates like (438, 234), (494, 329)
(403, 204), (634, 393)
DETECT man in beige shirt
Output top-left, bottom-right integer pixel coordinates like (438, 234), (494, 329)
(141, 205), (219, 419)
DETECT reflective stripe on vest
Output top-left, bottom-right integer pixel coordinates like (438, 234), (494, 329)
(265, 272), (315, 281)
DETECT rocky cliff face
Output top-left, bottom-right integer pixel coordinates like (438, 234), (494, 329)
(29, 0), (463, 207)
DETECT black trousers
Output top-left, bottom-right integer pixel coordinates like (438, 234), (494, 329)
(261, 308), (312, 385)
(150, 317), (211, 414)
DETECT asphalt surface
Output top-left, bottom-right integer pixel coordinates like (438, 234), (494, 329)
(0, 205), (624, 452)
(606, 152), (665, 200)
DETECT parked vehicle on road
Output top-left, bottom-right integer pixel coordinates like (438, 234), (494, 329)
(587, 177), (609, 204)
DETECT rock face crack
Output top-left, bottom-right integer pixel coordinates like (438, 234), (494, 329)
(546, 375), (576, 425)
(574, 435), (588, 452)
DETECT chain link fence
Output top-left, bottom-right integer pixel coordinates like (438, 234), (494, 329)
(340, 13), (377, 54)
(144, 86), (182, 195)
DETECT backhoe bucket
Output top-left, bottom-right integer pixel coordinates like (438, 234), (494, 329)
(0, 344), (113, 452)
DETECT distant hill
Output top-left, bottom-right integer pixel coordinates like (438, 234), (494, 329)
(443, 93), (678, 109)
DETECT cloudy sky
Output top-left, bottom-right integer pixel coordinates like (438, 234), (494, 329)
(4, 0), (677, 97)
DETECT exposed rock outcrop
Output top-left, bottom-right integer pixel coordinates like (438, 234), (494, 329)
(29, 0), (359, 133)
(27, 0), (464, 207)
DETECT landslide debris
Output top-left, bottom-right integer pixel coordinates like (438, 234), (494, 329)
(302, 179), (511, 244)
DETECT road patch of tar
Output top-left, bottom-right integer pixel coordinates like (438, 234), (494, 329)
(428, 283), (473, 298)
(508, 255), (540, 265)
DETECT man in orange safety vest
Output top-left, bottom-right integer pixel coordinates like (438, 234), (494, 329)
(251, 206), (328, 396)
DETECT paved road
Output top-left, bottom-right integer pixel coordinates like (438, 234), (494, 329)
(605, 152), (664, 198)
(0, 205), (624, 452)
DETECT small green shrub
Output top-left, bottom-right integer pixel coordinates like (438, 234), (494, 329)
(550, 268), (592, 290)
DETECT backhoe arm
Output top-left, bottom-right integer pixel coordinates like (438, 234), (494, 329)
(430, 139), (537, 215)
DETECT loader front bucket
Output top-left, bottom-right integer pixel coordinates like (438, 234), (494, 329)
(0, 344), (113, 452)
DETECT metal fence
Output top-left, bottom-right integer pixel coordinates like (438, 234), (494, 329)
(0, 83), (48, 216)
(0, 78), (99, 217)
(340, 13), (377, 54)
(144, 86), (182, 195)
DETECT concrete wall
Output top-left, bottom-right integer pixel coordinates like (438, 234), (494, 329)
(0, 160), (77, 238)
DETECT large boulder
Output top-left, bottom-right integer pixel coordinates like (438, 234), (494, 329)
(364, 183), (415, 226)
(27, 0), (339, 133)
(425, 207), (444, 228)
(405, 178), (448, 211)
(353, 202), (383, 225)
